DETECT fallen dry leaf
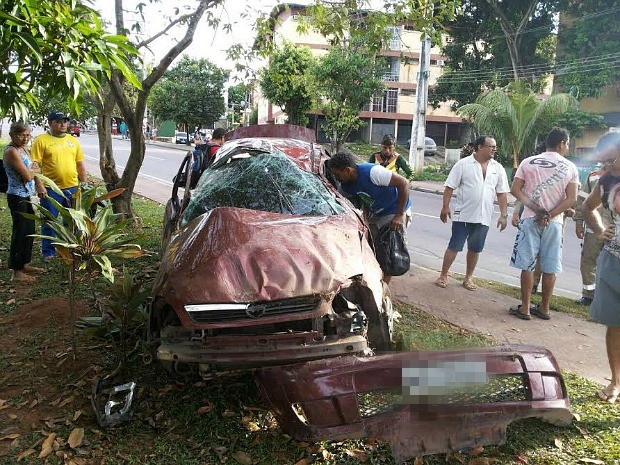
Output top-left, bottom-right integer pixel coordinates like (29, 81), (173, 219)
(414, 456), (423, 465)
(222, 409), (236, 418)
(213, 446), (227, 463)
(516, 456), (528, 463)
(452, 452), (466, 464)
(67, 428), (84, 449)
(294, 459), (308, 465)
(39, 433), (57, 458)
(72, 410), (82, 422)
(578, 459), (604, 464)
(196, 403), (214, 415)
(231, 450), (252, 465)
(346, 449), (368, 462)
(554, 437), (563, 450)
(0, 434), (20, 441)
(575, 424), (591, 440)
(58, 396), (75, 408)
(6, 298), (15, 305)
(471, 445), (484, 457)
(468, 458), (499, 465)
(17, 448), (36, 461)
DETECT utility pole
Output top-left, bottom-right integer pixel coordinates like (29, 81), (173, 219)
(409, 33), (431, 173)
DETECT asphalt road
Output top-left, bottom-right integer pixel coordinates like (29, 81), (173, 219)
(76, 132), (582, 299)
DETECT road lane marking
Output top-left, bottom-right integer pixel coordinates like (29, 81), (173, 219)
(84, 155), (173, 186)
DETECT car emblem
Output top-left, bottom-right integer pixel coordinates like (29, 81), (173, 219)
(246, 304), (267, 318)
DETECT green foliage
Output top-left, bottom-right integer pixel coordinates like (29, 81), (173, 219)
(458, 80), (577, 167)
(149, 55), (227, 131)
(551, 108), (606, 140)
(309, 44), (385, 150)
(430, 0), (562, 109)
(28, 181), (145, 282)
(0, 0), (140, 119)
(408, 164), (450, 182)
(556, 0), (620, 99)
(259, 42), (315, 126)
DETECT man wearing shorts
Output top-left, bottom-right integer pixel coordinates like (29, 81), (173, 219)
(327, 151), (411, 284)
(509, 127), (579, 320)
(435, 135), (509, 291)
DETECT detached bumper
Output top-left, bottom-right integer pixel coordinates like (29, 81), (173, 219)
(255, 344), (572, 462)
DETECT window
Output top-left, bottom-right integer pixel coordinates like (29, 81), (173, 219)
(400, 89), (416, 97)
(372, 89), (398, 113)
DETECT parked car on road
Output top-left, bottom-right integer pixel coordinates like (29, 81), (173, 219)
(69, 121), (80, 137)
(175, 131), (189, 144)
(407, 136), (437, 155)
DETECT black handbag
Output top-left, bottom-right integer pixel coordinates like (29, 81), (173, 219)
(375, 225), (410, 276)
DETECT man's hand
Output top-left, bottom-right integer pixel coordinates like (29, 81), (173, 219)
(390, 213), (405, 230)
(497, 216), (507, 231)
(575, 222), (585, 239)
(440, 205), (451, 223)
(565, 208), (575, 218)
(36, 188), (47, 199)
(511, 211), (520, 228)
(601, 225), (615, 241)
(535, 211), (550, 228)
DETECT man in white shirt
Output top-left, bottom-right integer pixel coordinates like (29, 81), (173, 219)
(435, 135), (509, 291)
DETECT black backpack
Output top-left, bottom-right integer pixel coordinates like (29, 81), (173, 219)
(0, 159), (8, 193)
(175, 142), (220, 189)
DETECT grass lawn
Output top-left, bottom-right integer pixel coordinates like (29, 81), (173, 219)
(0, 192), (618, 464)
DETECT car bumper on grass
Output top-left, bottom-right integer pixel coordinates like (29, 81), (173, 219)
(255, 344), (572, 463)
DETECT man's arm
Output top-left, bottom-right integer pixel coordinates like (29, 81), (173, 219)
(397, 155), (413, 178)
(583, 184), (614, 240)
(388, 171), (410, 230)
(496, 192), (508, 231)
(76, 161), (87, 183)
(510, 177), (546, 216)
(440, 187), (454, 223)
(548, 182), (578, 220)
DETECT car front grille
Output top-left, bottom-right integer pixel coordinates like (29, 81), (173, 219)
(357, 375), (528, 418)
(188, 295), (321, 324)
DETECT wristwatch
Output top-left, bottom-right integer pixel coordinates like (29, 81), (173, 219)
(500, 213), (508, 218)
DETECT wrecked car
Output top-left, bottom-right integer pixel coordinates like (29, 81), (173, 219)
(150, 125), (571, 462)
(150, 125), (395, 379)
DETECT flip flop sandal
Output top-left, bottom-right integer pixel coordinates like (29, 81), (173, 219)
(509, 304), (531, 320)
(462, 281), (477, 291)
(597, 387), (620, 403)
(435, 277), (448, 288)
(531, 305), (551, 320)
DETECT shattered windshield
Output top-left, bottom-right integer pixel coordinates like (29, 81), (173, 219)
(182, 151), (345, 224)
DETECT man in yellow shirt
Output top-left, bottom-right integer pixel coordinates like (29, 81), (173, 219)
(31, 110), (87, 259)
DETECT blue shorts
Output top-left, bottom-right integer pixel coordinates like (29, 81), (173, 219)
(510, 217), (563, 274)
(447, 222), (489, 253)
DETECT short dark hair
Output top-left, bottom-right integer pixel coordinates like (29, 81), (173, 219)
(595, 132), (620, 153)
(381, 134), (395, 147)
(473, 135), (493, 150)
(327, 151), (357, 170)
(9, 121), (30, 136)
(545, 127), (569, 149)
(212, 128), (226, 140)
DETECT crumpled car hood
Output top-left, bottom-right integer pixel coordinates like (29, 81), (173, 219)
(153, 207), (381, 308)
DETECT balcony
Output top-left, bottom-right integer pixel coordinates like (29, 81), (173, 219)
(382, 72), (400, 82)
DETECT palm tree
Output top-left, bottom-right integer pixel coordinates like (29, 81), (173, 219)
(457, 80), (577, 167)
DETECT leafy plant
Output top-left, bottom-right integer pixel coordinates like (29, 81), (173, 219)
(458, 80), (577, 167)
(26, 177), (146, 359)
(77, 267), (151, 372)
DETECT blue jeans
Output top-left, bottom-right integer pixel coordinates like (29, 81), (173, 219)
(40, 186), (78, 258)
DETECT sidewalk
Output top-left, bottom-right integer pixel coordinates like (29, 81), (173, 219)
(410, 180), (518, 206)
(83, 158), (608, 387)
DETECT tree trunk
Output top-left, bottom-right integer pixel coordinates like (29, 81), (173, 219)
(97, 91), (121, 192)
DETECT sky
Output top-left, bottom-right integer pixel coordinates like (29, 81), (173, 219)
(92, 0), (297, 79)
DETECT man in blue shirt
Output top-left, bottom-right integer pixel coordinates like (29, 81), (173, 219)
(328, 151), (411, 283)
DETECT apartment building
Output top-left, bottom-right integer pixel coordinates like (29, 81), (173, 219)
(574, 84), (620, 155)
(256, 3), (465, 146)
